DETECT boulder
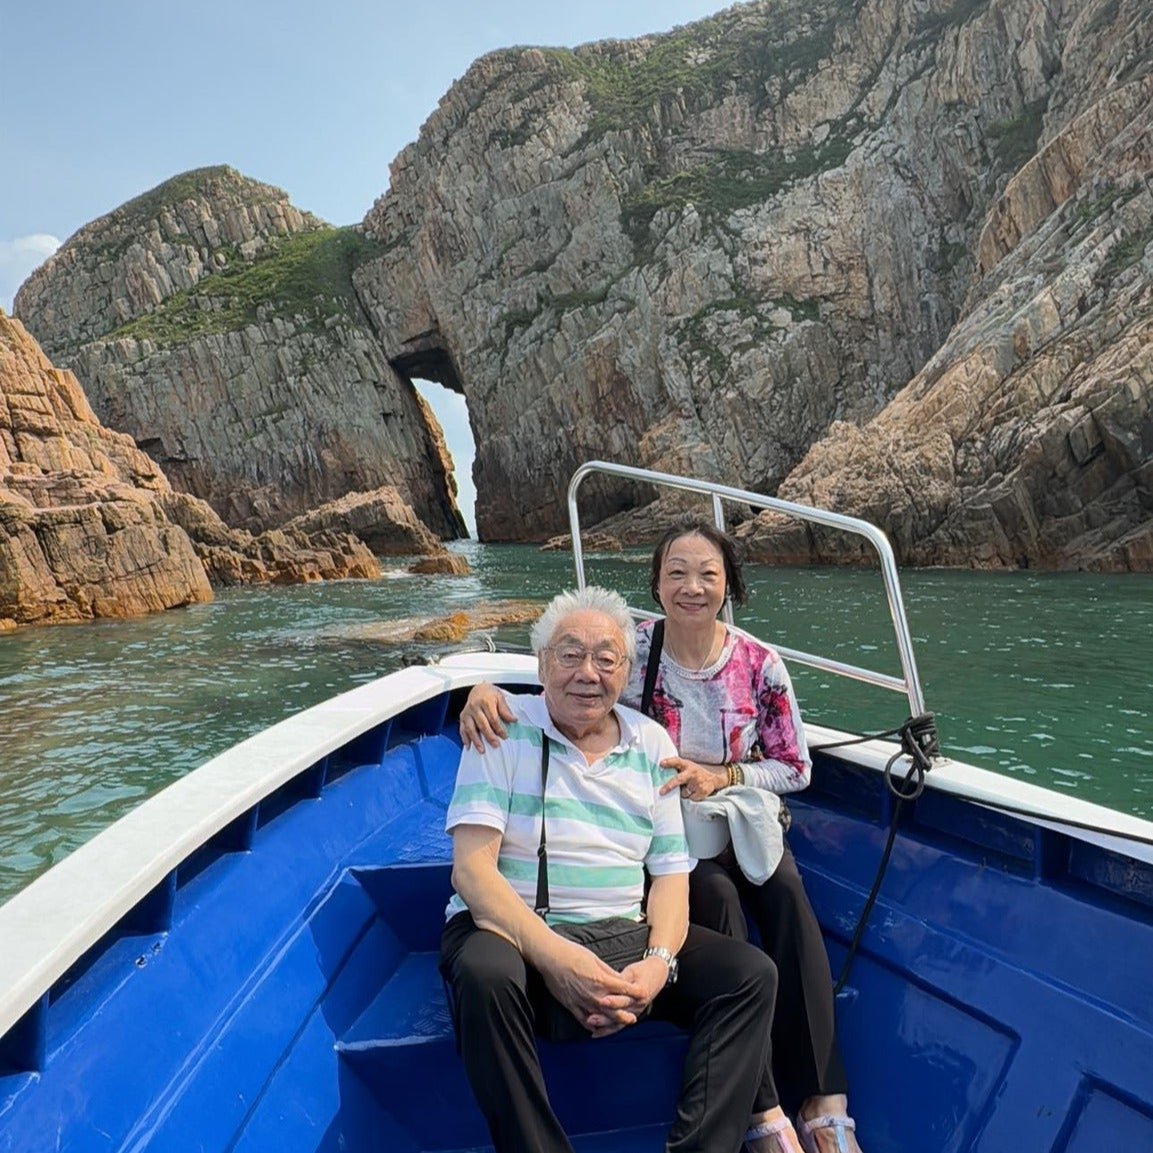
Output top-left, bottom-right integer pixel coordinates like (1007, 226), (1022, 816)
(158, 490), (380, 586)
(408, 552), (471, 575)
(282, 485), (444, 556)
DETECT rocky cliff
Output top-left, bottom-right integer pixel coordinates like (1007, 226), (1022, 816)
(740, 65), (1153, 570)
(13, 0), (1151, 569)
(0, 310), (212, 628)
(351, 0), (1151, 567)
(15, 167), (464, 539)
(0, 312), (399, 628)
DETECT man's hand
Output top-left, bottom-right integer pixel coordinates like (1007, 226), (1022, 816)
(459, 684), (517, 752)
(583, 955), (669, 1037)
(536, 936), (645, 1038)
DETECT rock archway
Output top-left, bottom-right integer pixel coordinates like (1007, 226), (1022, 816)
(390, 336), (476, 536)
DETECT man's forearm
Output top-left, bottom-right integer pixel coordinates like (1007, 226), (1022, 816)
(644, 872), (689, 955)
(451, 825), (558, 965)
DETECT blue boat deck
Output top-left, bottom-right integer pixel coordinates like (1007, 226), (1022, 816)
(2, 687), (1153, 1152)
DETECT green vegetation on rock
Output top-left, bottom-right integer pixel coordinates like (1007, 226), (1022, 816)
(1073, 182), (1140, 224)
(913, 0), (990, 40)
(936, 237), (969, 273)
(547, 0), (847, 139)
(989, 98), (1047, 173)
(118, 166), (242, 221)
(110, 227), (384, 346)
(679, 291), (818, 378)
(95, 167), (282, 264)
(1101, 220), (1153, 282)
(492, 5), (861, 258)
(501, 281), (618, 345)
(621, 135), (853, 254)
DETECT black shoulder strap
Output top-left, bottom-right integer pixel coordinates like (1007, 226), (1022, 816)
(534, 734), (551, 917)
(640, 618), (665, 718)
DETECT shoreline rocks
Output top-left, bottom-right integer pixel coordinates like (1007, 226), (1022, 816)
(1, 311), (213, 628)
(0, 313), (398, 629)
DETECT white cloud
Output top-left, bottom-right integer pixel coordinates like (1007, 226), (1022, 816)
(0, 234), (61, 313)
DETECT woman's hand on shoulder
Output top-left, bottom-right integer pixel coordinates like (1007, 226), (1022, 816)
(459, 684), (517, 752)
(658, 757), (729, 801)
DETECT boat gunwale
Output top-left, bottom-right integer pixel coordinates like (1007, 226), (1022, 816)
(0, 651), (539, 1042)
(803, 720), (1153, 864)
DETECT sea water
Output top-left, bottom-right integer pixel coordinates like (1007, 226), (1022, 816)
(0, 542), (1150, 904)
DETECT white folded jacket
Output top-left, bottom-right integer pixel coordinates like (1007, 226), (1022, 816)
(681, 786), (785, 885)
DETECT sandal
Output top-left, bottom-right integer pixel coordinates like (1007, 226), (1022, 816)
(744, 1115), (803, 1152)
(797, 1113), (858, 1153)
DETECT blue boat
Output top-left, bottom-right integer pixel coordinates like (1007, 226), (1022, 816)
(2, 463), (1151, 1153)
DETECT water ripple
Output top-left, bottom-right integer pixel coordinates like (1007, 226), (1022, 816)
(1, 551), (1150, 903)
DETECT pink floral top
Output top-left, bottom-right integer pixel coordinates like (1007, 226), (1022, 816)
(623, 619), (811, 795)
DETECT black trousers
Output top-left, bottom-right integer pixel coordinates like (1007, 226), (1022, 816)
(440, 912), (781, 1153)
(690, 843), (848, 1114)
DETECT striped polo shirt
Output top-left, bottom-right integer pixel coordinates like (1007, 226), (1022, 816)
(445, 693), (691, 925)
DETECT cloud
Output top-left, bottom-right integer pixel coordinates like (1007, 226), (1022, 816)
(0, 234), (61, 313)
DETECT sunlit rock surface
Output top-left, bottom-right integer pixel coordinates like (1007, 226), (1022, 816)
(355, 0), (1152, 568)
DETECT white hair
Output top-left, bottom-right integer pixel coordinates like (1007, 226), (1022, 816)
(529, 586), (637, 663)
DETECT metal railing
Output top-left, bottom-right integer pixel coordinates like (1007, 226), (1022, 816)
(566, 461), (927, 718)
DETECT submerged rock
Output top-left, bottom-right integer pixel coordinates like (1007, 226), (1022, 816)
(408, 552), (471, 575)
(326, 600), (541, 645)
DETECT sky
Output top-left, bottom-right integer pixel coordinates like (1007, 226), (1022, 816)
(1, 0), (734, 534)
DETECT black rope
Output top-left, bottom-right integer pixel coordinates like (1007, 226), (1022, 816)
(832, 714), (938, 995)
(826, 713), (1153, 992)
(810, 712), (940, 758)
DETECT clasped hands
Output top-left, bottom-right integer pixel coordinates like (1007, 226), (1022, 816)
(540, 936), (668, 1039)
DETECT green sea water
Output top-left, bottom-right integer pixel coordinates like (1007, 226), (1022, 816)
(1, 542), (1150, 905)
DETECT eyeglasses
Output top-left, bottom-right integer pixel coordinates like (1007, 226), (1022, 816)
(546, 645), (629, 673)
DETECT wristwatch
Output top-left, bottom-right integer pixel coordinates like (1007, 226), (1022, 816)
(643, 945), (679, 986)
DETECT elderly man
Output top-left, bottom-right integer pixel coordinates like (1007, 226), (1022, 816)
(440, 587), (802, 1153)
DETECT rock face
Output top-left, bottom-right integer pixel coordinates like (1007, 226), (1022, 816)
(15, 167), (464, 539)
(13, 2), (1151, 569)
(352, 0), (1152, 568)
(740, 65), (1153, 571)
(0, 312), (395, 628)
(0, 311), (212, 627)
(281, 485), (444, 555)
(156, 490), (381, 587)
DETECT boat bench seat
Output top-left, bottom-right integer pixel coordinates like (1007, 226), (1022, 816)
(336, 861), (690, 1152)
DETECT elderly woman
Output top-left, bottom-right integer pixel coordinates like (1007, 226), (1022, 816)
(459, 523), (862, 1153)
(443, 585), (803, 1153)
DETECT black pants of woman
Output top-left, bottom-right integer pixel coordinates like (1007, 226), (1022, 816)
(690, 842), (848, 1115)
(440, 911), (780, 1153)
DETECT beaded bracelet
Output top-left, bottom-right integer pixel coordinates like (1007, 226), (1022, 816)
(726, 763), (745, 789)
